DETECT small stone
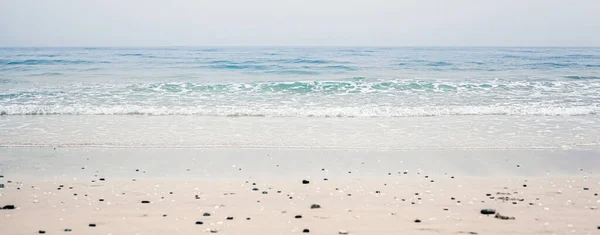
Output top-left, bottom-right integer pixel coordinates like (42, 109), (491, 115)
(494, 213), (515, 220)
(295, 215), (302, 219)
(486, 193), (491, 196)
(310, 204), (321, 209)
(302, 180), (310, 184)
(338, 230), (349, 235)
(303, 229), (310, 233)
(252, 188), (259, 191)
(2, 205), (16, 210)
(262, 191), (268, 194)
(195, 221), (203, 225)
(141, 200), (150, 204)
(64, 228), (72, 232)
(246, 217), (251, 220)
(99, 178), (105, 181)
(523, 184), (527, 187)
(39, 230), (46, 234)
(376, 191), (381, 194)
(163, 214), (167, 217)
(99, 199), (104, 202)
(0, 184), (4, 188)
(414, 219), (421, 223)
(210, 229), (218, 233)
(480, 209), (496, 215)
(88, 224), (96, 227)
(583, 188), (589, 190)
(203, 213), (211, 216)
(226, 217), (233, 220)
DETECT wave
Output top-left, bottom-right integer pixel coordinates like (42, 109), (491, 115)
(121, 79), (599, 94)
(1, 104), (598, 117)
(6, 59), (109, 65)
(564, 75), (600, 80)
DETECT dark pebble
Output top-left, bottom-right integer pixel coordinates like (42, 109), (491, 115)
(0, 184), (4, 188)
(163, 214), (167, 217)
(88, 224), (96, 227)
(303, 229), (310, 233)
(523, 184), (527, 187)
(226, 217), (233, 220)
(64, 228), (72, 232)
(295, 215), (302, 219)
(246, 217), (251, 220)
(99, 199), (104, 202)
(262, 191), (268, 194)
(252, 188), (259, 191)
(141, 200), (150, 204)
(203, 213), (211, 216)
(486, 193), (492, 196)
(583, 188), (589, 190)
(195, 221), (204, 225)
(414, 219), (421, 223)
(302, 180), (310, 184)
(39, 230), (46, 234)
(99, 178), (105, 181)
(2, 205), (16, 210)
(480, 209), (496, 215)
(376, 191), (381, 194)
(310, 204), (321, 209)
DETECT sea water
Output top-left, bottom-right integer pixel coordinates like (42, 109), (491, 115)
(1, 47), (599, 150)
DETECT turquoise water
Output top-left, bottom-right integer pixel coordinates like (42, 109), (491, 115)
(1, 47), (599, 117)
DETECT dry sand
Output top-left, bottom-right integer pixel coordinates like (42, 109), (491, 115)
(1, 176), (599, 234)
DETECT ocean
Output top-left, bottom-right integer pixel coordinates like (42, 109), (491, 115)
(1, 47), (599, 150)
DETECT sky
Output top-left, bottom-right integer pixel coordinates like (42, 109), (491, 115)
(1, 0), (599, 47)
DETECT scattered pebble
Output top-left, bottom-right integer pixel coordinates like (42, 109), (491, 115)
(303, 229), (310, 233)
(494, 213), (515, 220)
(480, 209), (496, 215)
(310, 204), (321, 209)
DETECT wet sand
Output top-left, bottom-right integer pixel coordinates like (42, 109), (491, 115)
(1, 148), (599, 234)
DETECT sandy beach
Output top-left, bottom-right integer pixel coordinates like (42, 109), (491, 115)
(1, 148), (599, 235)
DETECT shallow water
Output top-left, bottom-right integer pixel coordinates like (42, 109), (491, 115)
(1, 47), (599, 117)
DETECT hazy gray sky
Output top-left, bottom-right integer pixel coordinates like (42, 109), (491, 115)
(1, 0), (599, 46)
